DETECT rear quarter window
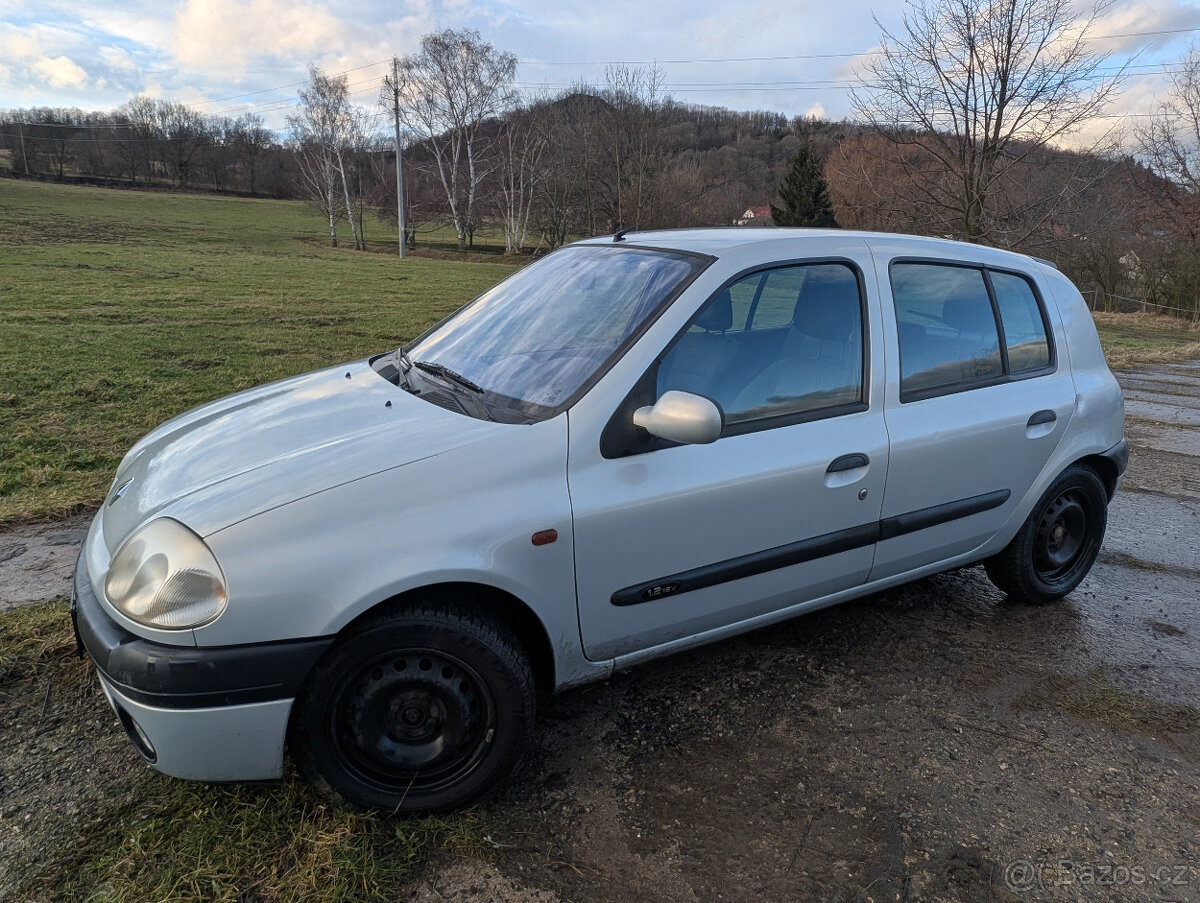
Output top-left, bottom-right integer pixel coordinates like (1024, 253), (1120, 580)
(990, 270), (1051, 373)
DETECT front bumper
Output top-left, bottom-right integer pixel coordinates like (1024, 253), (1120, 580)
(73, 547), (333, 781)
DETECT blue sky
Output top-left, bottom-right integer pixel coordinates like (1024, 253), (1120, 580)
(2, 0), (1200, 141)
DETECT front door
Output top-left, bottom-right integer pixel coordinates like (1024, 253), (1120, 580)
(568, 258), (889, 661)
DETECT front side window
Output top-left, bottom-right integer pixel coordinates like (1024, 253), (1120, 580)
(657, 262), (865, 428)
(405, 246), (708, 419)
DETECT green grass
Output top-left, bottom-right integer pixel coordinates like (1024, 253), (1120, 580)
(1093, 311), (1200, 369)
(56, 780), (476, 903)
(2, 601), (481, 903)
(0, 595), (80, 688)
(0, 180), (518, 523)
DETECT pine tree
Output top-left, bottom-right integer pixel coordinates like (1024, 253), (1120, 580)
(771, 143), (837, 227)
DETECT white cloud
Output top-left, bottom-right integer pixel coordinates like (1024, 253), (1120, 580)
(32, 54), (89, 88)
(0, 25), (44, 60)
(171, 0), (355, 71)
(1087, 0), (1200, 56)
(98, 44), (138, 73)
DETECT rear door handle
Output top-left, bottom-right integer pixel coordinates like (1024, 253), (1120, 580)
(827, 453), (870, 473)
(1027, 410), (1056, 427)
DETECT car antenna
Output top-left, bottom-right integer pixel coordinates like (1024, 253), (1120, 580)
(613, 227), (633, 243)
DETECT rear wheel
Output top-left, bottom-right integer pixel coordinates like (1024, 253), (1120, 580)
(289, 601), (535, 813)
(984, 465), (1108, 603)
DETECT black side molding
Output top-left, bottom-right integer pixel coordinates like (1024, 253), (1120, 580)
(612, 488), (1011, 607)
(612, 523), (880, 606)
(877, 489), (1010, 541)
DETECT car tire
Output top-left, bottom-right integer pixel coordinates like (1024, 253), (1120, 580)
(984, 464), (1108, 604)
(289, 600), (535, 814)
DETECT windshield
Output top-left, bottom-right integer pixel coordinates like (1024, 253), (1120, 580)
(404, 245), (709, 419)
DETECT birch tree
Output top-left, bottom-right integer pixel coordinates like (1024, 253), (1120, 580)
(397, 29), (517, 251)
(493, 111), (545, 252)
(288, 66), (363, 249)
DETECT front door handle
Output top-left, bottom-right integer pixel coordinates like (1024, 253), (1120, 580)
(827, 453), (870, 473)
(1027, 410), (1056, 428)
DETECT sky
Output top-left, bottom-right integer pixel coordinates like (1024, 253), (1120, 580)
(2, 0), (1200, 143)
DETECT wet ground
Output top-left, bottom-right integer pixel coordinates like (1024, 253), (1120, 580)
(470, 362), (1200, 903)
(2, 363), (1198, 902)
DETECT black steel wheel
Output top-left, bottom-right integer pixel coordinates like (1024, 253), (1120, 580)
(289, 601), (535, 813)
(985, 464), (1108, 603)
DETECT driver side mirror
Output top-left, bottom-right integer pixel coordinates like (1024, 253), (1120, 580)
(632, 390), (724, 445)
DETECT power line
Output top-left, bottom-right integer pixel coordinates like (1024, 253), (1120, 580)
(189, 59), (393, 106)
(518, 24), (1200, 67)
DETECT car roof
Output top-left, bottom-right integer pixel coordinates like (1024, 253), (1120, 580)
(574, 228), (1047, 272)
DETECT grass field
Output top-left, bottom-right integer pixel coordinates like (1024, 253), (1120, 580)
(3, 179), (1200, 525)
(0, 179), (518, 524)
(1091, 310), (1200, 369)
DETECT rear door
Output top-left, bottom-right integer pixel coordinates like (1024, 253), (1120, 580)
(870, 250), (1074, 581)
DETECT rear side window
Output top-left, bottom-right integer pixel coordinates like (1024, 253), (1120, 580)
(892, 264), (1001, 397)
(891, 262), (1052, 402)
(991, 271), (1051, 372)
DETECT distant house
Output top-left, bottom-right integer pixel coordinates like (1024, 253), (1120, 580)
(735, 205), (772, 226)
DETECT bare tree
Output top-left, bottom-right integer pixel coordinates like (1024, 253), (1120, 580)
(232, 113), (273, 195)
(397, 28), (517, 251)
(852, 0), (1119, 245)
(493, 110), (545, 252)
(1136, 47), (1200, 319)
(1139, 48), (1200, 238)
(603, 65), (668, 231)
(288, 66), (365, 249)
(156, 101), (209, 188)
(116, 95), (157, 183)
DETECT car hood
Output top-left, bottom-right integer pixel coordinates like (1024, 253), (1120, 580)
(100, 361), (501, 551)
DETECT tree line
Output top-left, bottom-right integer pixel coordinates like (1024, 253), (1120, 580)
(6, 1), (1200, 320)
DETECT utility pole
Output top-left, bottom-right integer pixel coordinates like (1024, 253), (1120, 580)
(17, 121), (29, 175)
(385, 58), (407, 259)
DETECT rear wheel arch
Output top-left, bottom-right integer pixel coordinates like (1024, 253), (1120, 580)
(1075, 453), (1118, 500)
(985, 462), (1108, 603)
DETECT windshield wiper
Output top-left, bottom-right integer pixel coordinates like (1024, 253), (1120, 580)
(412, 360), (484, 394)
(396, 345), (413, 373)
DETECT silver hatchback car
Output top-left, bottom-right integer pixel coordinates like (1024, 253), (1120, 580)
(73, 229), (1126, 812)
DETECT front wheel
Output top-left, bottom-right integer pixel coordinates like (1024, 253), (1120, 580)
(984, 465), (1108, 604)
(289, 601), (535, 813)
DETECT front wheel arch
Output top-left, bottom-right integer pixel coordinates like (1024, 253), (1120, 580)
(321, 582), (557, 695)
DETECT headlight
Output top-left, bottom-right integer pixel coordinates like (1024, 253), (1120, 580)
(105, 519), (227, 629)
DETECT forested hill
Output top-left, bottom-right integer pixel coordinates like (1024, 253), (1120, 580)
(0, 93), (1184, 316)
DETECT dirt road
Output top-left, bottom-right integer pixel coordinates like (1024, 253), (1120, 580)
(2, 363), (1197, 902)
